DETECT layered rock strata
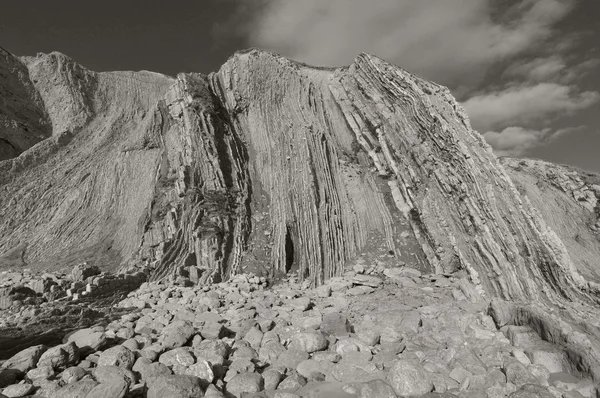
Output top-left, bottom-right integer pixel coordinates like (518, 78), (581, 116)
(2, 47), (600, 379)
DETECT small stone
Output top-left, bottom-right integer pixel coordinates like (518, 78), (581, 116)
(524, 345), (565, 373)
(85, 377), (129, 398)
(263, 368), (283, 390)
(503, 360), (539, 387)
(314, 285), (331, 298)
(278, 372), (307, 391)
(355, 320), (380, 346)
(1, 345), (46, 373)
(277, 349), (310, 370)
(274, 392), (301, 398)
(320, 313), (351, 336)
(26, 365), (55, 380)
(296, 359), (323, 379)
(48, 378), (99, 398)
(2, 382), (34, 397)
(512, 349), (532, 365)
(289, 297), (311, 312)
(342, 379), (397, 398)
(387, 359), (433, 397)
(98, 345), (135, 370)
(290, 331), (328, 353)
(227, 372), (263, 397)
(67, 328), (107, 354)
(132, 358), (172, 381)
(146, 374), (203, 398)
(200, 322), (224, 340)
(159, 347), (196, 367)
(352, 275), (382, 287)
(449, 366), (472, 384)
(243, 326), (264, 350)
(60, 366), (87, 384)
(37, 342), (79, 370)
(161, 320), (196, 349)
(185, 359), (214, 383)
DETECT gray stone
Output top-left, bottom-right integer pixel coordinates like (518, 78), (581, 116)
(290, 331), (328, 353)
(37, 342), (79, 370)
(226, 372), (263, 397)
(276, 349), (310, 370)
(243, 326), (264, 350)
(263, 368), (283, 390)
(97, 345), (135, 370)
(159, 347), (196, 367)
(342, 379), (397, 398)
(387, 359), (433, 397)
(355, 320), (380, 346)
(320, 313), (351, 336)
(278, 372), (307, 391)
(147, 374), (204, 398)
(26, 365), (54, 381)
(296, 359), (323, 379)
(132, 358), (172, 381)
(93, 365), (136, 386)
(185, 359), (214, 383)
(1, 345), (46, 373)
(85, 377), (129, 398)
(48, 379), (99, 398)
(352, 275), (382, 287)
(161, 320), (196, 349)
(488, 298), (514, 328)
(200, 322), (224, 340)
(67, 328), (107, 354)
(60, 366), (87, 384)
(1, 383), (34, 397)
(504, 361), (539, 387)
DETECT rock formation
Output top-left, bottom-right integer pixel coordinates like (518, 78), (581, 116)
(2, 46), (600, 382)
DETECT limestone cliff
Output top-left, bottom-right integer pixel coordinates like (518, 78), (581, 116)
(1, 48), (599, 313)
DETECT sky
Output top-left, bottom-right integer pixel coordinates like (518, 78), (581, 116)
(2, 0), (599, 172)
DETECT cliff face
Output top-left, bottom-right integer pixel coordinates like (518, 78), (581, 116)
(0, 48), (50, 160)
(0, 48), (599, 307)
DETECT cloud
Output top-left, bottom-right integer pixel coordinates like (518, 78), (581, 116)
(244, 0), (576, 90)
(504, 56), (600, 83)
(463, 83), (600, 132)
(236, 0), (598, 156)
(484, 126), (585, 156)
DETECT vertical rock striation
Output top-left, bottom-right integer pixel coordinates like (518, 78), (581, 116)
(0, 48), (599, 316)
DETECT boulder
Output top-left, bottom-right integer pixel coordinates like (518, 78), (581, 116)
(387, 359), (433, 397)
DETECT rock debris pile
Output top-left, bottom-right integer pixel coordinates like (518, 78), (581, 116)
(0, 261), (594, 397)
(0, 264), (146, 311)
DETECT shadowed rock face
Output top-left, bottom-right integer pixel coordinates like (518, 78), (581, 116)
(0, 48), (51, 161)
(0, 47), (598, 310)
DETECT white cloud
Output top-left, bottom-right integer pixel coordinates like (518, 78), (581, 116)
(484, 127), (551, 156)
(463, 83), (599, 132)
(245, 0), (576, 89)
(484, 126), (585, 156)
(504, 56), (600, 83)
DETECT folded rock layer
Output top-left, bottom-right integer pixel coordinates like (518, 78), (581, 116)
(0, 48), (599, 313)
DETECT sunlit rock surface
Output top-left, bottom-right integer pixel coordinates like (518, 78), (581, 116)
(2, 47), (600, 379)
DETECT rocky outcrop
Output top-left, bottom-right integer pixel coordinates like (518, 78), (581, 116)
(0, 47), (598, 298)
(3, 48), (600, 380)
(0, 47), (50, 161)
